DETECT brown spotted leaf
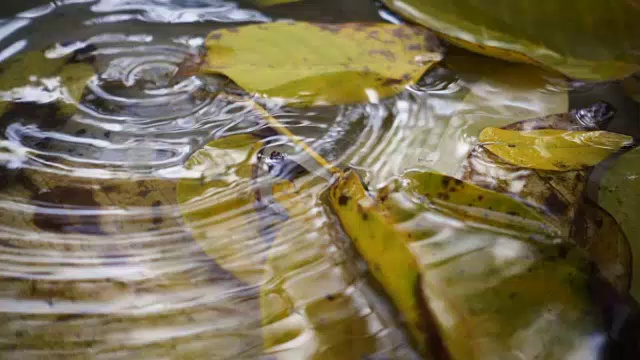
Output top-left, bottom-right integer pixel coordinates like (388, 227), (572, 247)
(201, 22), (442, 106)
(462, 108), (634, 294)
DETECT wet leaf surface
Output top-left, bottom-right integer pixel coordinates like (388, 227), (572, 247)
(479, 127), (632, 171)
(329, 169), (615, 360)
(328, 170), (434, 357)
(177, 131), (418, 358)
(201, 22), (442, 106)
(463, 107), (635, 298)
(382, 0), (640, 80)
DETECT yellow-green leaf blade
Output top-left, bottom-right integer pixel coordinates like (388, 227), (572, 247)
(480, 128), (633, 171)
(202, 22), (441, 106)
(383, 0), (640, 81)
(328, 170), (435, 356)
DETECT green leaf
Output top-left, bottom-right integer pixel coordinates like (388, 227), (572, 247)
(596, 147), (640, 301)
(382, 0), (640, 81)
(201, 22), (442, 106)
(479, 127), (633, 171)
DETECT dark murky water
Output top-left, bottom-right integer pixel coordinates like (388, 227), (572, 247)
(0, 1), (638, 359)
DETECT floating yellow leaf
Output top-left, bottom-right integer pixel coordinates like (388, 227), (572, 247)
(382, 0), (640, 81)
(328, 170), (436, 357)
(201, 22), (442, 106)
(479, 127), (633, 171)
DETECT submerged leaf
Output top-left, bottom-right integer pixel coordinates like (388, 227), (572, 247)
(201, 22), (442, 106)
(0, 50), (93, 117)
(573, 199), (632, 294)
(479, 127), (632, 171)
(463, 109), (635, 296)
(329, 169), (613, 360)
(596, 147), (640, 301)
(177, 134), (267, 284)
(252, 0), (300, 6)
(382, 0), (640, 80)
(400, 170), (557, 234)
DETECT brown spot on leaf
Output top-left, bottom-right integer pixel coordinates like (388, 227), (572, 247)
(368, 49), (396, 62)
(338, 195), (350, 206)
(315, 23), (341, 34)
(392, 27), (413, 40)
(544, 192), (569, 215)
(381, 78), (403, 86)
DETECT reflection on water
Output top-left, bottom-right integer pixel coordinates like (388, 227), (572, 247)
(0, 1), (638, 359)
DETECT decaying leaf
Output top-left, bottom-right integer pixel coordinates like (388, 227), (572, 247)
(572, 199), (632, 293)
(0, 50), (94, 118)
(328, 170), (436, 357)
(382, 0), (640, 80)
(177, 131), (412, 358)
(201, 22), (442, 106)
(328, 169), (611, 360)
(479, 127), (632, 171)
(398, 170), (558, 235)
(462, 105), (635, 295)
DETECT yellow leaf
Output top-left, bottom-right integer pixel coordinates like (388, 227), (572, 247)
(399, 170), (557, 234)
(479, 127), (633, 171)
(329, 169), (611, 359)
(328, 170), (436, 357)
(202, 22), (442, 106)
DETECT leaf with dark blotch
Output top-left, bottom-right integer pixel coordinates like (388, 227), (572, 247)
(462, 107), (635, 298)
(201, 22), (442, 106)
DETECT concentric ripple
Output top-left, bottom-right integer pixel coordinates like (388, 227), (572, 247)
(0, 1), (420, 359)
